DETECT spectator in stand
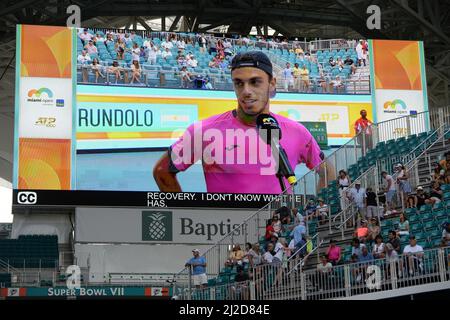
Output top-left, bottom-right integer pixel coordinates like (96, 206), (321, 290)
(300, 65), (310, 93)
(274, 206), (292, 225)
(130, 60), (142, 84)
(208, 37), (217, 55)
(272, 216), (282, 234)
(290, 222), (307, 256)
(439, 151), (450, 184)
(225, 244), (245, 267)
(77, 50), (91, 65)
(77, 50), (91, 82)
(247, 243), (263, 268)
(131, 43), (141, 62)
(177, 54), (187, 67)
(384, 243), (401, 278)
(105, 33), (114, 46)
(358, 245), (374, 263)
(351, 237), (366, 257)
(372, 235), (385, 259)
(209, 54), (221, 68)
(185, 249), (207, 289)
(123, 33), (132, 46)
(329, 56), (336, 67)
(315, 198), (329, 225)
(356, 40), (365, 66)
(403, 235), (424, 275)
(348, 181), (367, 220)
(316, 255), (333, 290)
(216, 39), (225, 58)
(317, 72), (328, 93)
(387, 230), (401, 254)
(382, 171), (397, 213)
(232, 266), (250, 299)
(93, 33), (104, 44)
(177, 38), (186, 51)
(282, 63), (294, 92)
(365, 187), (379, 220)
(79, 28), (93, 43)
(441, 222), (450, 245)
(354, 109), (373, 154)
(187, 55), (198, 68)
(431, 162), (446, 185)
(344, 56), (357, 74)
(292, 63), (301, 92)
(411, 186), (428, 210)
(203, 77), (213, 90)
(162, 47), (172, 61)
(354, 220), (369, 243)
(395, 213), (410, 238)
(90, 58), (105, 83)
(304, 199), (317, 218)
(242, 243), (252, 267)
(262, 242), (275, 264)
(223, 38), (233, 57)
(337, 170), (351, 211)
(428, 181), (443, 205)
(396, 164), (412, 204)
(147, 44), (160, 65)
(367, 218), (381, 243)
(325, 239), (342, 266)
(198, 34), (207, 54)
(115, 38), (126, 60)
(180, 66), (192, 88)
(108, 60), (126, 84)
(84, 40), (98, 55)
(265, 218), (276, 241)
(336, 57), (344, 71)
(330, 75), (344, 93)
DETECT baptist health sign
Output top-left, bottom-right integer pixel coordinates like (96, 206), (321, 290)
(76, 208), (254, 244)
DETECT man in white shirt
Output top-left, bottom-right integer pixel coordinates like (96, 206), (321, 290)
(348, 181), (367, 220)
(79, 28), (93, 43)
(77, 50), (91, 64)
(282, 63), (294, 92)
(403, 235), (424, 275)
(187, 55), (198, 68)
(263, 242), (274, 264)
(162, 48), (172, 60)
(382, 171), (397, 212)
(147, 45), (160, 65)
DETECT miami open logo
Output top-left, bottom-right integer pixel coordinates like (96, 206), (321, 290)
(27, 87), (64, 107)
(383, 99), (408, 114)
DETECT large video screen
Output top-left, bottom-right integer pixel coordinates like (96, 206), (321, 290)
(13, 25), (428, 208)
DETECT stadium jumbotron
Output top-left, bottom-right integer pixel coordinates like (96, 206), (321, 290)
(0, 0), (449, 305)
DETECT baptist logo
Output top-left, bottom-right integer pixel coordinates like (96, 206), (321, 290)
(17, 192), (37, 204)
(142, 211), (173, 241)
(383, 99), (408, 114)
(35, 117), (56, 127)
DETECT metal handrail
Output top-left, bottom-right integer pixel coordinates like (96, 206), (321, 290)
(287, 240), (325, 276)
(287, 232), (319, 263)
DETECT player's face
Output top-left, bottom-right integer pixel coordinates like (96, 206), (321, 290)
(232, 67), (276, 117)
(360, 110), (367, 118)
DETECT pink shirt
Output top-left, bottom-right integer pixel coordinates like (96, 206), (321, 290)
(327, 246), (341, 261)
(170, 110), (323, 194)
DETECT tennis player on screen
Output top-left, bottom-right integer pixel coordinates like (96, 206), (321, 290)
(153, 51), (329, 194)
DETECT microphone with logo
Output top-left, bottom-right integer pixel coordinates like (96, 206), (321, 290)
(256, 114), (297, 192)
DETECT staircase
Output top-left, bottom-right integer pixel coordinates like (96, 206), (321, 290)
(347, 65), (370, 94)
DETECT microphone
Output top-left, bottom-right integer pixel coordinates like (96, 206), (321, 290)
(256, 114), (297, 186)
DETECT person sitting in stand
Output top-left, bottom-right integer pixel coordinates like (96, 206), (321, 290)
(315, 198), (329, 225)
(325, 239), (342, 266)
